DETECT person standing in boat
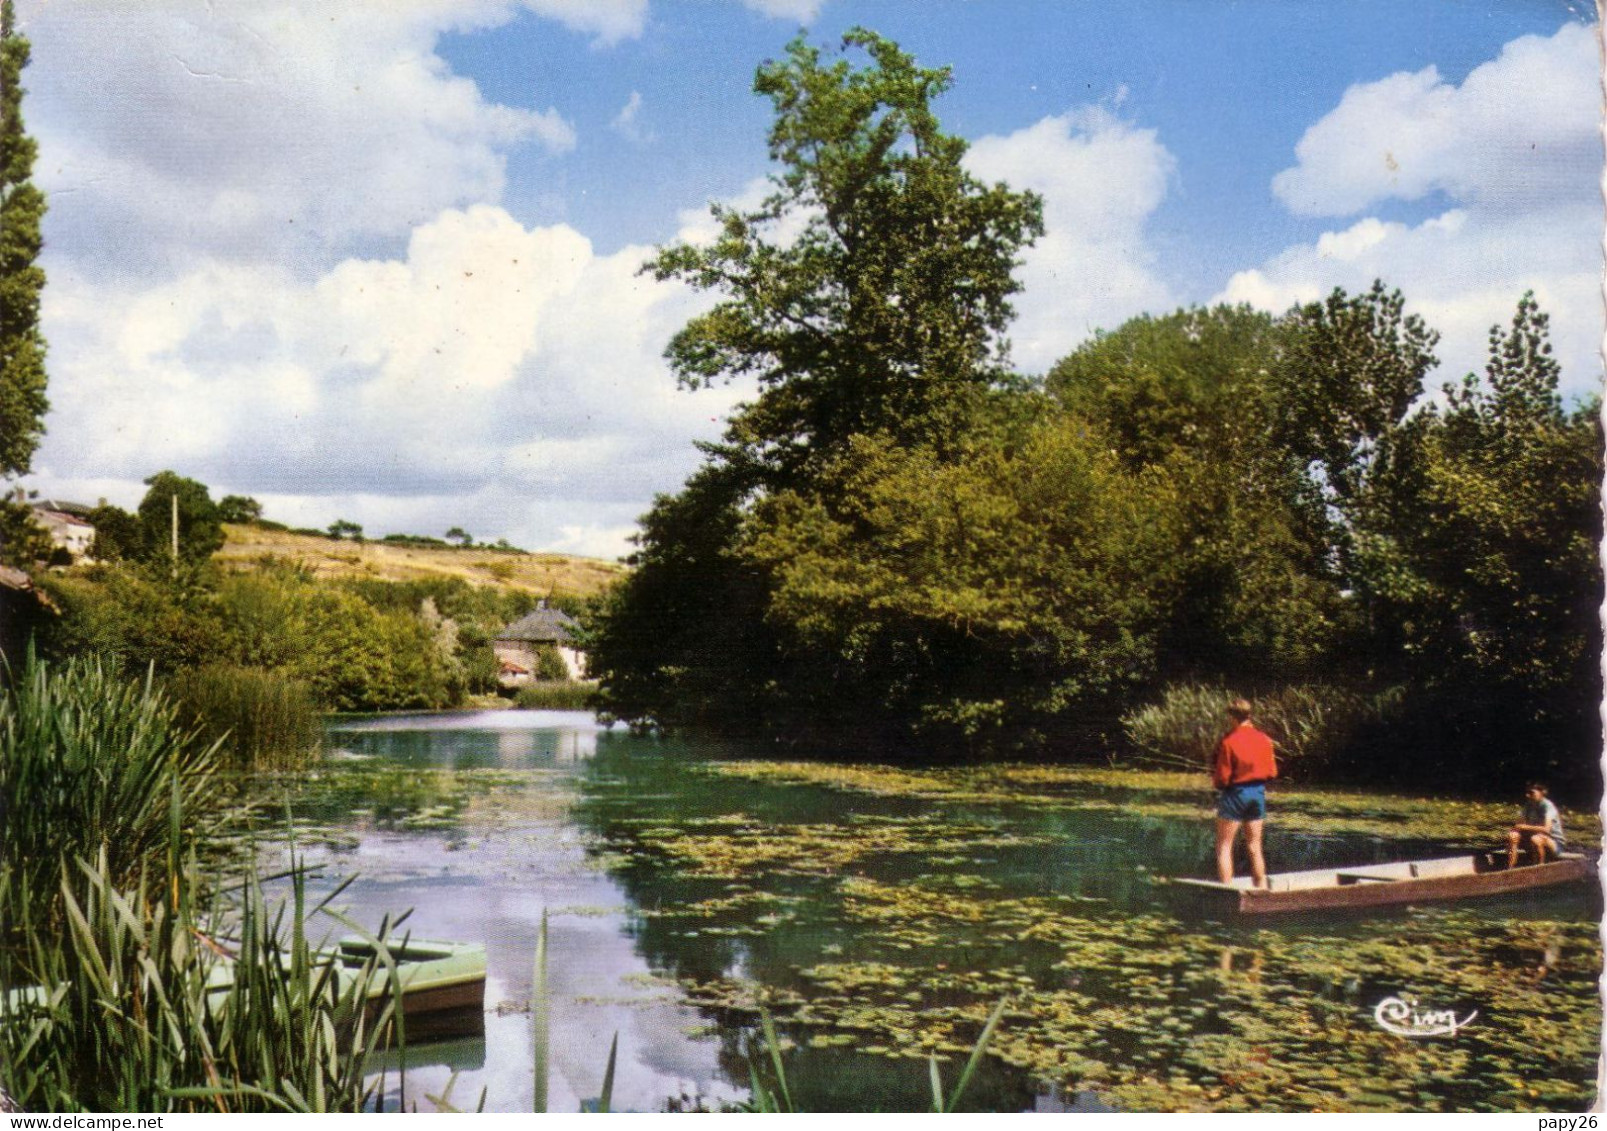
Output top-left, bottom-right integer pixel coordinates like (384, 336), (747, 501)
(1213, 697), (1278, 888)
(1505, 782), (1566, 868)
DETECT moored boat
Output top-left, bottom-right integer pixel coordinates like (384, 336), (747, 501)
(324, 936), (486, 1041)
(4, 936), (487, 1043)
(1169, 851), (1594, 919)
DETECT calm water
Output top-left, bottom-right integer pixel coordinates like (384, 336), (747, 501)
(261, 710), (1601, 1113)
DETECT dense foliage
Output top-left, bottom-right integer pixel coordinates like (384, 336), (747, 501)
(39, 562), (544, 716)
(589, 31), (1602, 793)
(0, 0), (46, 570)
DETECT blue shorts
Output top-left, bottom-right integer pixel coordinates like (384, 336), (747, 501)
(1217, 782), (1267, 822)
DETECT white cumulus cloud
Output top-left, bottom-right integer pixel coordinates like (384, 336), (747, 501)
(738, 0), (828, 24)
(1221, 21), (1601, 398)
(966, 107), (1178, 373)
(1272, 22), (1598, 217)
(522, 0), (648, 47)
(22, 1), (576, 276)
(611, 91), (649, 142)
(31, 207), (742, 560)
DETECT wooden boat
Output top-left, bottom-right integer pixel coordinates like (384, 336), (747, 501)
(1169, 851), (1594, 919)
(321, 937), (487, 1040)
(4, 937), (486, 1043)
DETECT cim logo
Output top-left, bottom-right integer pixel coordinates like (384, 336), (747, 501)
(1373, 994), (1478, 1038)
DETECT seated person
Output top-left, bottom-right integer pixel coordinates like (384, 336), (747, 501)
(1505, 781), (1566, 867)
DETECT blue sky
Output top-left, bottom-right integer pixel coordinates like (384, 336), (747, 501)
(16, 1), (1602, 558)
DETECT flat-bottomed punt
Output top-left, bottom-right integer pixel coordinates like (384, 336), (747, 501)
(1170, 852), (1593, 919)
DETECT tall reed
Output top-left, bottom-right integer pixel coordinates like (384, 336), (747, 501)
(165, 663), (323, 771)
(513, 681), (595, 711)
(0, 851), (407, 1112)
(1120, 680), (1405, 776)
(0, 654), (224, 930)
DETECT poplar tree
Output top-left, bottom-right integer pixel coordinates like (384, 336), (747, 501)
(0, 0), (46, 479)
(0, 0), (48, 568)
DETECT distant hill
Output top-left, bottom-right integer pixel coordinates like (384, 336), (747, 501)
(217, 523), (626, 598)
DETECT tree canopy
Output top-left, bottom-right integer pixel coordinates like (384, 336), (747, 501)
(645, 28), (1043, 485)
(137, 471), (225, 567)
(588, 30), (1601, 790)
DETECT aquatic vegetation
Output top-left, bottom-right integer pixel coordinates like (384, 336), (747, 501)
(698, 761), (1603, 845)
(268, 727), (1601, 1112)
(0, 854), (409, 1113)
(625, 812), (1052, 880)
(577, 758), (1601, 1111)
(0, 654), (227, 929)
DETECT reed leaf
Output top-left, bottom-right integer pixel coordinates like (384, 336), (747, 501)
(531, 910), (549, 1114)
(940, 997), (1008, 1112)
(596, 1031), (618, 1113)
(0, 653), (225, 931)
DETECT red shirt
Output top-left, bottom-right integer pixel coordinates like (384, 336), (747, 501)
(1214, 722), (1277, 789)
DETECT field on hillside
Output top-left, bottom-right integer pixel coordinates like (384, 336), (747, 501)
(217, 524), (626, 597)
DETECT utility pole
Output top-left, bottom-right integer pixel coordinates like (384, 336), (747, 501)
(170, 493), (179, 579)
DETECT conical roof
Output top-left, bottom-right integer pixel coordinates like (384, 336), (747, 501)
(496, 602), (577, 644)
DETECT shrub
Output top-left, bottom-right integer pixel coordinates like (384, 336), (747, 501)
(39, 563), (226, 674)
(165, 664), (322, 772)
(1121, 681), (1404, 778)
(532, 644), (571, 682)
(480, 558), (516, 582)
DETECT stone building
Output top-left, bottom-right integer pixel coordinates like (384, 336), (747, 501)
(493, 601), (584, 684)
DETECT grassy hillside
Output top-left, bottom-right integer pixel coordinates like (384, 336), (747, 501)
(217, 523), (626, 598)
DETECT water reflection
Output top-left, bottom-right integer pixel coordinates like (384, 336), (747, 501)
(276, 712), (744, 1113)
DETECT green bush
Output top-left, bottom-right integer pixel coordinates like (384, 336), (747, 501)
(514, 681), (595, 710)
(532, 644), (571, 682)
(39, 563), (225, 673)
(165, 664), (322, 772)
(1121, 681), (1404, 778)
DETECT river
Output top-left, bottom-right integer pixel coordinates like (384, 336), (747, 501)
(260, 710), (1601, 1113)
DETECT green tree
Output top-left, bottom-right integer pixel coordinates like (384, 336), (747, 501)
(0, 492), (47, 566)
(1273, 281), (1439, 508)
(445, 526), (471, 547)
(595, 30), (1044, 744)
(1046, 304), (1344, 679)
(744, 407), (1181, 749)
(645, 28), (1043, 482)
(217, 494), (262, 524)
(1352, 293), (1602, 787)
(588, 462), (779, 735)
(136, 471), (225, 567)
(0, 0), (46, 481)
(327, 518), (363, 542)
(86, 501), (140, 561)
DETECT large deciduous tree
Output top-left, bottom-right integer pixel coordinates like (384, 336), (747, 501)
(644, 28), (1043, 483)
(593, 30), (1044, 744)
(1273, 282), (1439, 509)
(136, 471), (225, 567)
(1350, 293), (1601, 786)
